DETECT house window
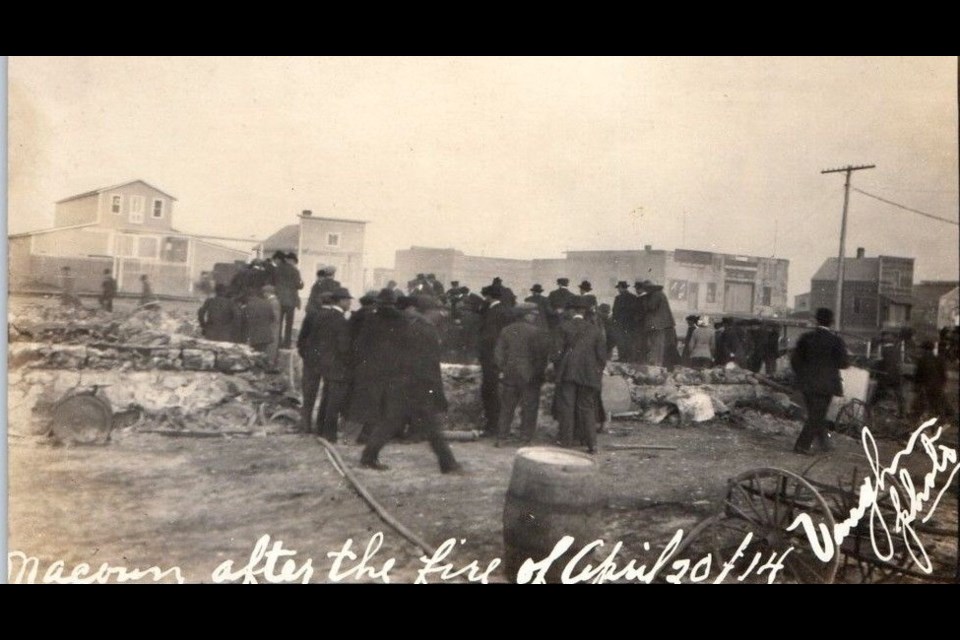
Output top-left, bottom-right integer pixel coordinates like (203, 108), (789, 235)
(668, 279), (687, 301)
(111, 194), (122, 214)
(326, 233), (340, 247)
(129, 196), (145, 223)
(761, 286), (772, 306)
(152, 199), (164, 219)
(706, 283), (717, 304)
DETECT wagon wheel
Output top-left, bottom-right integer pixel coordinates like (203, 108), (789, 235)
(834, 399), (871, 437)
(822, 467), (926, 583)
(672, 468), (840, 584)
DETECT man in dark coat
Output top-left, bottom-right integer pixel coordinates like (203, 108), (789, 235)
(870, 330), (905, 418)
(306, 267), (341, 315)
(495, 303), (552, 446)
(492, 277), (517, 307)
(244, 286), (278, 354)
(790, 307), (850, 454)
(427, 273), (446, 301)
(552, 296), (608, 453)
(358, 293), (462, 473)
(681, 315), (699, 365)
(458, 286), (484, 361)
(275, 252), (304, 349)
(911, 341), (955, 422)
(140, 274), (158, 309)
(446, 281), (464, 316)
(100, 269), (117, 312)
(547, 278), (575, 330)
(478, 284), (515, 436)
(298, 287), (353, 440)
(612, 281), (638, 362)
(525, 284), (551, 331)
(198, 284), (238, 342)
(638, 281), (678, 368)
(715, 317), (742, 366)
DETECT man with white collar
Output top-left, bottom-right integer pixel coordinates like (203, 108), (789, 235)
(551, 296), (608, 453)
(298, 287), (354, 441)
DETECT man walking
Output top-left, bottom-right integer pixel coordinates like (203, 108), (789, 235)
(494, 304), (551, 446)
(358, 292), (462, 473)
(298, 287), (353, 440)
(790, 307), (850, 454)
(551, 296), (608, 453)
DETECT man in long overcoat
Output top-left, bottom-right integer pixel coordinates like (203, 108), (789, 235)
(478, 284), (515, 436)
(298, 287), (353, 440)
(611, 281), (638, 362)
(551, 296), (608, 453)
(638, 281), (678, 368)
(358, 292), (462, 473)
(547, 278), (575, 330)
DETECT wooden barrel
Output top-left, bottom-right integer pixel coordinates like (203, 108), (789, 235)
(51, 394), (113, 445)
(502, 446), (603, 583)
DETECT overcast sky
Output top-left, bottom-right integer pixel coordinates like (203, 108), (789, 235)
(7, 56), (959, 298)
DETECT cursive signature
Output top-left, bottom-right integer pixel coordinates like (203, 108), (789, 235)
(787, 418), (959, 574)
(8, 551), (184, 584)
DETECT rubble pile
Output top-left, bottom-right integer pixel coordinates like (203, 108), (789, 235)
(9, 305), (265, 373)
(7, 305), (294, 437)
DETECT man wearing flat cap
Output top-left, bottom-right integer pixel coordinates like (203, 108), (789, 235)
(551, 295), (608, 453)
(306, 266), (341, 315)
(494, 302), (551, 446)
(298, 287), (354, 440)
(547, 278), (575, 330)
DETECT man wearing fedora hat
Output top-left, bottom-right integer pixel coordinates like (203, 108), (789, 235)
(478, 283), (514, 436)
(790, 307), (850, 454)
(612, 281), (639, 362)
(551, 295), (608, 453)
(275, 251), (304, 349)
(298, 287), (354, 440)
(636, 280), (679, 368)
(547, 278), (575, 330)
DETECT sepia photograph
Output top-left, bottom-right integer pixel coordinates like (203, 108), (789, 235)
(4, 56), (958, 584)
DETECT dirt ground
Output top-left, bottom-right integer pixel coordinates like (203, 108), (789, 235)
(6, 293), (958, 584)
(8, 413), (958, 584)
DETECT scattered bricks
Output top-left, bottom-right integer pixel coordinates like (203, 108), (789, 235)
(181, 348), (217, 371)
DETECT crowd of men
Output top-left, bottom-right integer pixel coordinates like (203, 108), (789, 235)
(196, 251), (306, 369)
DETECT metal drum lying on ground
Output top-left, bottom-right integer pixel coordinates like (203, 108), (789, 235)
(51, 393), (113, 445)
(502, 446), (603, 583)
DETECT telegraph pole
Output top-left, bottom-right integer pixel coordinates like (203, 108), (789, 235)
(821, 164), (875, 331)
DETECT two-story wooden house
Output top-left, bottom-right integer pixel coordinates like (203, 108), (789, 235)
(261, 210), (367, 307)
(8, 180), (250, 297)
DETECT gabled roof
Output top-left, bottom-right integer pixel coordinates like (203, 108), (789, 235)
(56, 180), (178, 204)
(811, 257), (879, 282)
(262, 224), (299, 252)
